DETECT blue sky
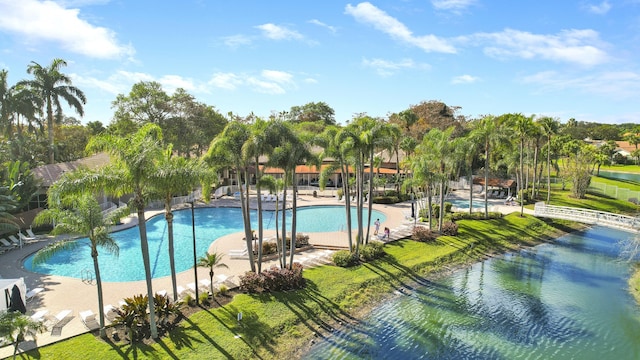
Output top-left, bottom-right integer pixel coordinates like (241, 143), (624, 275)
(1, 0), (639, 125)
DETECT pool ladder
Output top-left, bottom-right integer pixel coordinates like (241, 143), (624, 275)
(81, 268), (94, 285)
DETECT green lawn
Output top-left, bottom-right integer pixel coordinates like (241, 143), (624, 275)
(24, 213), (580, 360)
(598, 164), (640, 173)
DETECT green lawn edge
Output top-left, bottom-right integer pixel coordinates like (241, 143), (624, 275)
(20, 213), (583, 360)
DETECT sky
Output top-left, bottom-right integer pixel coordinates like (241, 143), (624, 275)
(1, 0), (640, 126)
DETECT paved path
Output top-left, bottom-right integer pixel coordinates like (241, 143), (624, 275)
(0, 192), (526, 358)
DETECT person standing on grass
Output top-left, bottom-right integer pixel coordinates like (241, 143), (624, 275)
(374, 218), (380, 235)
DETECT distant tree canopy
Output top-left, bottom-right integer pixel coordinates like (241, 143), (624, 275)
(109, 82), (228, 157)
(287, 102), (336, 126)
(389, 100), (466, 140)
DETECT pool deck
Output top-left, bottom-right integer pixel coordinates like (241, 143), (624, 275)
(0, 192), (528, 357)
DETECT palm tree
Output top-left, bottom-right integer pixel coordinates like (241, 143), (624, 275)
(20, 58), (86, 164)
(470, 115), (508, 219)
(32, 193), (127, 338)
(510, 113), (535, 216)
(420, 127), (456, 231)
(197, 251), (229, 295)
(316, 126), (355, 251)
(54, 123), (164, 339)
(271, 124), (315, 269)
(0, 187), (19, 234)
(149, 146), (216, 302)
(0, 310), (47, 359)
(204, 121), (257, 272)
(538, 116), (558, 204)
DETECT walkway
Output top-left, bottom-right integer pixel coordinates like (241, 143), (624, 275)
(533, 202), (639, 232)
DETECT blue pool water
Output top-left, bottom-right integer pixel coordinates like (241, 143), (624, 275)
(24, 206), (385, 282)
(446, 198), (484, 209)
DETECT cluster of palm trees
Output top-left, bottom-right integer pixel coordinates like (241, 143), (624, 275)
(33, 123), (214, 339)
(0, 59), (86, 165)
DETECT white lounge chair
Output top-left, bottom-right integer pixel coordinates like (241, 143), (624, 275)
(199, 279), (212, 292)
(26, 287), (44, 302)
(0, 238), (16, 249)
(26, 229), (39, 239)
(50, 309), (72, 335)
(80, 310), (98, 329)
(104, 304), (118, 322)
(19, 232), (36, 243)
(156, 289), (168, 297)
(7, 235), (22, 248)
(229, 248), (248, 258)
(30, 310), (48, 323)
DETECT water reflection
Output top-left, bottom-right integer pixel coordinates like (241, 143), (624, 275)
(305, 227), (640, 359)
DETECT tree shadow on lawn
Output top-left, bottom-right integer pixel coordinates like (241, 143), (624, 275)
(275, 281), (361, 338)
(174, 315), (238, 359)
(198, 304), (270, 359)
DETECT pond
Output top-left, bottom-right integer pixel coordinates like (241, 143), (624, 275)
(304, 226), (640, 359)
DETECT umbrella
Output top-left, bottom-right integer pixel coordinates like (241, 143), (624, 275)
(9, 284), (26, 314)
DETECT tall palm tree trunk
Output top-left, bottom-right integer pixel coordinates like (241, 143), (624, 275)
(519, 139), (525, 217)
(238, 170), (255, 272)
(281, 174), (288, 269)
(137, 206), (158, 339)
(547, 135), (552, 204)
(288, 171), (298, 269)
(365, 148), (375, 244)
(165, 209), (178, 302)
(483, 144), (490, 219)
(46, 98), (55, 164)
(341, 164), (353, 251)
(255, 157), (264, 273)
(92, 248), (107, 338)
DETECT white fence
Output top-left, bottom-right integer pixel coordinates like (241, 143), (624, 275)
(589, 181), (640, 203)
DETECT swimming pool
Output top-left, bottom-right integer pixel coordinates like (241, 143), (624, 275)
(446, 198), (484, 209)
(23, 206), (385, 282)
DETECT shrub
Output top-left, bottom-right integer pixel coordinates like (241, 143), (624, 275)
(262, 241), (277, 255)
(443, 202), (453, 213)
(360, 242), (385, 261)
(372, 196), (400, 204)
(153, 293), (180, 329)
(333, 250), (359, 267)
(182, 293), (195, 307)
(441, 221), (459, 236)
(337, 188), (343, 200)
(218, 284), (228, 295)
(450, 211), (503, 220)
(296, 233), (310, 247)
(198, 291), (210, 305)
(412, 226), (438, 243)
(239, 264), (306, 294)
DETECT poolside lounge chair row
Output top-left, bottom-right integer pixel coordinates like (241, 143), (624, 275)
(0, 230), (43, 252)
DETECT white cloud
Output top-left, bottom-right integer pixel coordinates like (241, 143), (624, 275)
(466, 28), (609, 66)
(261, 70), (294, 84)
(451, 74), (479, 84)
(158, 75), (197, 93)
(522, 70), (640, 98)
(255, 23), (303, 41)
(222, 34), (253, 48)
(209, 72), (243, 90)
(0, 0), (134, 59)
(72, 71), (202, 96)
(345, 2), (456, 53)
(362, 58), (429, 76)
(584, 1), (612, 14)
(308, 19), (337, 33)
(432, 0), (477, 11)
(209, 70), (297, 95)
